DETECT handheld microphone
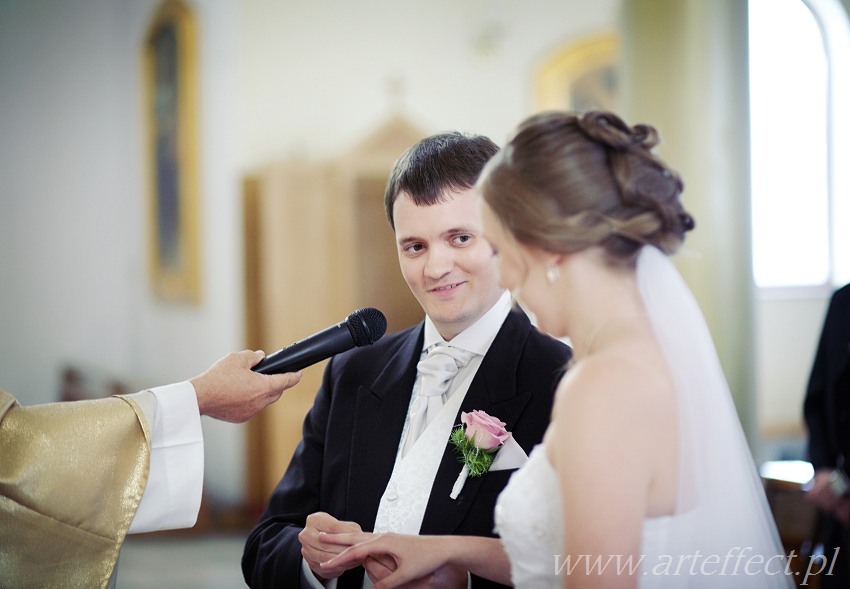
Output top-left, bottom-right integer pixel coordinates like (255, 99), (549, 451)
(252, 308), (388, 375)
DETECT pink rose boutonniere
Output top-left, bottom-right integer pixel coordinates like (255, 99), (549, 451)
(449, 410), (511, 499)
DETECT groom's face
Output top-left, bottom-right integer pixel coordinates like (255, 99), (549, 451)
(393, 188), (504, 341)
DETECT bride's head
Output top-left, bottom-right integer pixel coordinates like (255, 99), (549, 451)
(477, 110), (694, 269)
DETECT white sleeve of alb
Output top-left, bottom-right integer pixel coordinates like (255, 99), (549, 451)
(127, 382), (204, 534)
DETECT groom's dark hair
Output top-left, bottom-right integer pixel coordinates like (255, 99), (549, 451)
(384, 131), (499, 230)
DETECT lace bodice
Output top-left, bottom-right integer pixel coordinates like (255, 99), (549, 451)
(495, 445), (564, 588)
(495, 444), (674, 589)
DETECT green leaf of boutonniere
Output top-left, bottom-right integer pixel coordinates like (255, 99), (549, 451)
(450, 425), (498, 477)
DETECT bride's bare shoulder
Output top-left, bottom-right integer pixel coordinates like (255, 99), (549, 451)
(552, 344), (674, 429)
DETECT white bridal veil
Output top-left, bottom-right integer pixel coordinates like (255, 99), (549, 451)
(636, 245), (793, 588)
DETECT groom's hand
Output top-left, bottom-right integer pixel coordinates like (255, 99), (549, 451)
(299, 512), (364, 580)
(425, 565), (469, 588)
(363, 554), (395, 583)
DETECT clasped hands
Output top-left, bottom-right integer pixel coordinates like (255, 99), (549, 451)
(299, 512), (466, 589)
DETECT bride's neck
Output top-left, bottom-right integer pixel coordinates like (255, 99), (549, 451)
(580, 312), (645, 357)
(558, 255), (645, 359)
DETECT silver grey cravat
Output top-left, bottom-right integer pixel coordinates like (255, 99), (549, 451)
(402, 344), (474, 457)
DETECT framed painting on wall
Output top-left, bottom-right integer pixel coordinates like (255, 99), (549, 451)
(535, 33), (619, 113)
(143, 0), (201, 303)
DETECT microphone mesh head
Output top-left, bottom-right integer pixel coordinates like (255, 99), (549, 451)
(348, 308), (388, 346)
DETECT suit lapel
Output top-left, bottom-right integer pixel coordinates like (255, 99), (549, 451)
(419, 311), (532, 535)
(345, 326), (422, 531)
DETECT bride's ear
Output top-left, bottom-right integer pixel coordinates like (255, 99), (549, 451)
(541, 251), (566, 271)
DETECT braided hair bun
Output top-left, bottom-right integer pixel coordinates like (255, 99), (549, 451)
(478, 110), (694, 264)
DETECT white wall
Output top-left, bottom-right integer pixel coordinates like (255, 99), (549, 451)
(755, 294), (829, 460)
(0, 0), (137, 405)
(237, 0), (618, 164)
(0, 0), (248, 504)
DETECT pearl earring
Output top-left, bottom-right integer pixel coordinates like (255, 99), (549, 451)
(545, 265), (560, 285)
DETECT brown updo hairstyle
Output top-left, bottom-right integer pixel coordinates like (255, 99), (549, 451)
(477, 110), (695, 266)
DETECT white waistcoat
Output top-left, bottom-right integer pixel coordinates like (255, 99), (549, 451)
(372, 382), (466, 535)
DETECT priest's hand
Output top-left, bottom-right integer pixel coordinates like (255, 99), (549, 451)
(189, 350), (301, 423)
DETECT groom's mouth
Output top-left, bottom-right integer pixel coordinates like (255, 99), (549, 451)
(429, 281), (465, 297)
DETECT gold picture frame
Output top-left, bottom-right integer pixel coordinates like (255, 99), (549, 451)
(143, 0), (201, 303)
(535, 32), (619, 113)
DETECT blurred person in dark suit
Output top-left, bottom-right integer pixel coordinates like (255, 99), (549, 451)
(805, 282), (850, 588)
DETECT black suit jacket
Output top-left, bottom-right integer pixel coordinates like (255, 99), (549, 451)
(803, 284), (850, 586)
(804, 283), (850, 472)
(242, 308), (571, 588)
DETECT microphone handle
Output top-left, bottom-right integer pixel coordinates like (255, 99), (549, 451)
(252, 321), (355, 374)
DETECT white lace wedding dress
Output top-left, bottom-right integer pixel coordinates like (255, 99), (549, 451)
(495, 444), (678, 588)
(494, 247), (793, 588)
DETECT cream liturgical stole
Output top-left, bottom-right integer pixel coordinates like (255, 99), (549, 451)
(372, 384), (466, 536)
(0, 390), (150, 589)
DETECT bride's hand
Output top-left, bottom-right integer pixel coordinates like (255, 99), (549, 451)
(321, 532), (461, 589)
(364, 555), (467, 589)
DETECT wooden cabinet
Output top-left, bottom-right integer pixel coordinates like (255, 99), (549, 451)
(243, 116), (428, 506)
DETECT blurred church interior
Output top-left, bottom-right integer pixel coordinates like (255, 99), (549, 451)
(2, 0), (847, 586)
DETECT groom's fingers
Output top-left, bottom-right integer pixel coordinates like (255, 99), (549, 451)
(304, 512), (362, 535)
(322, 538), (381, 569)
(370, 567), (420, 589)
(320, 530), (375, 547)
(305, 541), (358, 580)
(364, 555), (395, 582)
(300, 512), (364, 578)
